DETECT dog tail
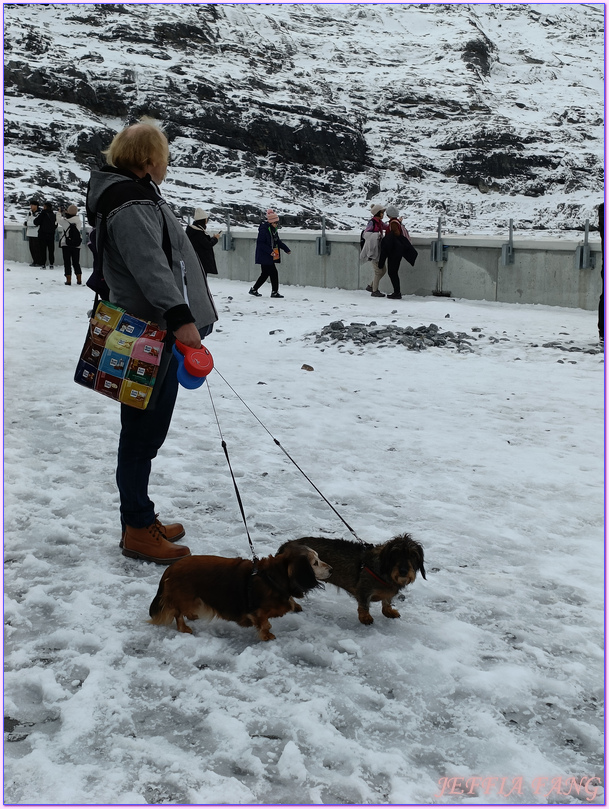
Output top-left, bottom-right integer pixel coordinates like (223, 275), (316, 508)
(148, 581), (175, 626)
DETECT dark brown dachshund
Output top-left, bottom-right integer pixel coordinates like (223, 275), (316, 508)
(149, 545), (331, 641)
(278, 534), (425, 625)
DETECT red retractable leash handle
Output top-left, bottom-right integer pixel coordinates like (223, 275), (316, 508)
(172, 340), (214, 389)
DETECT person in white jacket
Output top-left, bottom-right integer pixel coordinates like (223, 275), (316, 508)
(361, 203), (388, 297)
(24, 200), (43, 266)
(57, 204), (82, 285)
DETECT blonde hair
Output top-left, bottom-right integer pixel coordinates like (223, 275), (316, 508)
(103, 118), (169, 172)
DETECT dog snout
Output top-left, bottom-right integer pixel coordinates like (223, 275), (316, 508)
(398, 566), (416, 584)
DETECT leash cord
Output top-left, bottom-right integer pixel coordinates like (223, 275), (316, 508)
(206, 378), (259, 564)
(212, 366), (363, 544)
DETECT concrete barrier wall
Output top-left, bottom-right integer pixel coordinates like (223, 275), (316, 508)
(4, 223), (602, 310)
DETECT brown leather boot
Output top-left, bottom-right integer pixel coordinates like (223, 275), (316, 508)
(119, 515), (185, 548)
(76, 274), (82, 285)
(64, 276), (71, 285)
(122, 523), (190, 564)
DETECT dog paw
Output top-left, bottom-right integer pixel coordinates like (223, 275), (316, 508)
(176, 622), (193, 634)
(382, 607), (401, 619)
(358, 612), (374, 625)
(292, 603), (303, 613)
(260, 632), (276, 641)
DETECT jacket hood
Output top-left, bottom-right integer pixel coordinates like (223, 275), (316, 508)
(86, 166), (146, 217)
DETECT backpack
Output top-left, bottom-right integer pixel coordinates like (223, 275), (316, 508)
(64, 222), (82, 247)
(86, 224), (111, 301)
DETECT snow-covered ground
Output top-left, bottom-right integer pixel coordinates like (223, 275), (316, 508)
(3, 2), (604, 235)
(3, 263), (604, 805)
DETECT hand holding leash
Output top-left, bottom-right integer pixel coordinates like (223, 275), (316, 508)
(172, 340), (214, 389)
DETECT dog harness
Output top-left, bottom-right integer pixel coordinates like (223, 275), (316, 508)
(362, 565), (391, 587)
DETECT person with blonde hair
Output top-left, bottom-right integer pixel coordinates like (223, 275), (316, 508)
(85, 119), (218, 564)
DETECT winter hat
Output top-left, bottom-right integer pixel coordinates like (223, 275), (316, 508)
(385, 205), (400, 218)
(370, 203), (385, 216)
(266, 209), (279, 223)
(29, 199), (39, 206)
(194, 207), (210, 221)
(67, 204), (78, 216)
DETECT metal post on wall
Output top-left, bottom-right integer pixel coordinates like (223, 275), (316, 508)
(501, 219), (515, 266)
(316, 215), (331, 256)
(575, 219), (595, 270)
(431, 217), (451, 297)
(222, 213), (234, 251)
(430, 217), (445, 263)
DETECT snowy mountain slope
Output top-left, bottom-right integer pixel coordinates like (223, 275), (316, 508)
(3, 3), (605, 235)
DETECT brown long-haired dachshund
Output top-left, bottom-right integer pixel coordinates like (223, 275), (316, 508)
(149, 545), (331, 641)
(278, 533), (426, 625)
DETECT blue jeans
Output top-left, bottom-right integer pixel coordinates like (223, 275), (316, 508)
(116, 353), (179, 529)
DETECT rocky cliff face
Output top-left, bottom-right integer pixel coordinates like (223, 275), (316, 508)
(4, 3), (604, 235)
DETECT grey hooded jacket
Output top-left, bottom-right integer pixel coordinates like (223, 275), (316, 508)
(86, 166), (218, 333)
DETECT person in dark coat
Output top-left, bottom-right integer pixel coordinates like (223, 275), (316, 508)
(34, 201), (58, 268)
(24, 200), (43, 266)
(598, 202), (604, 344)
(249, 209), (291, 298)
(185, 207), (221, 276)
(378, 205), (411, 300)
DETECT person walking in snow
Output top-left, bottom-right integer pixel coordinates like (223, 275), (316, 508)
(186, 207), (221, 277)
(24, 199), (43, 267)
(378, 205), (415, 300)
(249, 209), (291, 298)
(57, 204), (83, 285)
(34, 201), (58, 269)
(362, 203), (388, 297)
(85, 119), (218, 564)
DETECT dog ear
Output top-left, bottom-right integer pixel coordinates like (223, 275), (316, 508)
(379, 544), (398, 577)
(287, 553), (319, 596)
(417, 551), (427, 580)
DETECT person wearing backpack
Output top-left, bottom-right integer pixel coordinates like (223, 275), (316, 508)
(86, 119), (218, 565)
(249, 209), (291, 298)
(57, 204), (83, 285)
(34, 201), (58, 269)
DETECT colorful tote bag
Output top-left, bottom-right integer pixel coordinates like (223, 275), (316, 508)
(75, 301), (166, 410)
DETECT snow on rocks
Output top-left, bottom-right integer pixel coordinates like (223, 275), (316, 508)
(313, 319), (478, 352)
